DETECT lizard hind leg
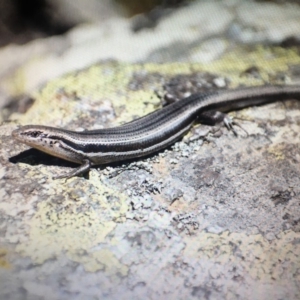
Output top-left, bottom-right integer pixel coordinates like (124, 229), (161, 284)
(198, 110), (248, 137)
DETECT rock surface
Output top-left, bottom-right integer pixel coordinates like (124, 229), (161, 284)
(1, 1), (300, 299)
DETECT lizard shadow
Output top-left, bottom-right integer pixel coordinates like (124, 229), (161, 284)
(10, 148), (92, 179)
(9, 148), (150, 179)
(9, 148), (78, 168)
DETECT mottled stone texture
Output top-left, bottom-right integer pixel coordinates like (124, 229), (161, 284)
(1, 0), (300, 299)
(1, 49), (300, 299)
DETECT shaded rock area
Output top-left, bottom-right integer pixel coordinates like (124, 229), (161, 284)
(1, 1), (300, 299)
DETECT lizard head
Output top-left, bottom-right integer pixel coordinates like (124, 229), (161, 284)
(12, 125), (84, 164)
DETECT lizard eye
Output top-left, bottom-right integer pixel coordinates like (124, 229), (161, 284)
(27, 131), (43, 138)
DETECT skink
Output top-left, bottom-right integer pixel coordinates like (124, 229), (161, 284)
(12, 85), (300, 179)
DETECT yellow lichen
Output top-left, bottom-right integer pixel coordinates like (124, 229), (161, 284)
(0, 249), (10, 269)
(16, 173), (128, 275)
